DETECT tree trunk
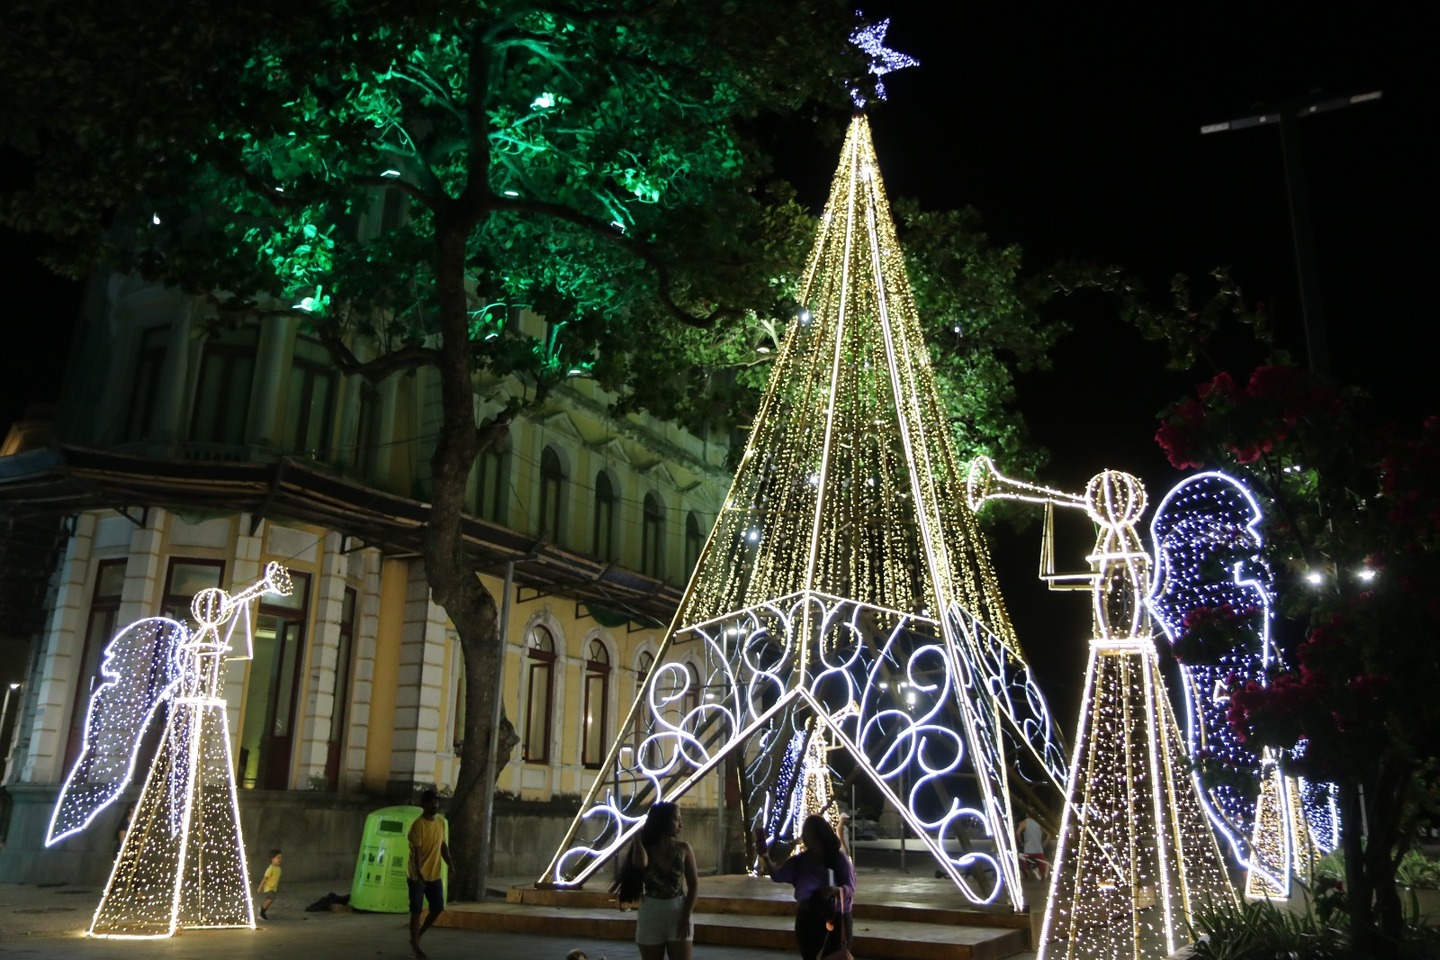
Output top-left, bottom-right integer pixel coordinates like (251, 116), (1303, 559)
(420, 210), (505, 901)
(1339, 779), (1386, 956)
(1342, 760), (1414, 960)
(1367, 761), (1413, 947)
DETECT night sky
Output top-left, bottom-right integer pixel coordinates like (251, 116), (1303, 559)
(832, 3), (1434, 715)
(2, 5), (1432, 717)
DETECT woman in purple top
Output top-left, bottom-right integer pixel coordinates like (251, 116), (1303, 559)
(757, 815), (855, 960)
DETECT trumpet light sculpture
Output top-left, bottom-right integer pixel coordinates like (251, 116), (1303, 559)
(48, 563), (292, 938)
(967, 461), (1235, 960)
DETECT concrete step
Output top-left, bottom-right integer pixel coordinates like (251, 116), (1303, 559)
(438, 876), (1035, 960)
(438, 902), (1029, 960)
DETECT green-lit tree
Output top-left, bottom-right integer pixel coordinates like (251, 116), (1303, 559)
(1, 0), (1062, 897)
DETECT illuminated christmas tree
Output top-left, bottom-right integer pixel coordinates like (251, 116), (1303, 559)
(48, 564), (291, 938)
(967, 461), (1235, 959)
(540, 113), (1068, 910)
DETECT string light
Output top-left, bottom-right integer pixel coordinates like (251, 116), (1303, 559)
(540, 115), (1065, 912)
(967, 461), (1236, 959)
(1149, 472), (1339, 899)
(48, 564), (293, 938)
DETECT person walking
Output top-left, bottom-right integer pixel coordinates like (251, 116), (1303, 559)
(407, 789), (453, 960)
(611, 801), (698, 960)
(256, 848), (282, 920)
(1016, 811), (1050, 881)
(758, 815), (855, 960)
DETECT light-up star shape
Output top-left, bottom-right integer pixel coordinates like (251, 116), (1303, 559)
(849, 15), (919, 107)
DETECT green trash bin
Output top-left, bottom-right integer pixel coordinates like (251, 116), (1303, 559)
(350, 805), (450, 913)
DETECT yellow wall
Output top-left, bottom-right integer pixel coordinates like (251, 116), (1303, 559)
(362, 557), (408, 791)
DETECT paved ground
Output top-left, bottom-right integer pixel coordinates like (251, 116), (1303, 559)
(1, 874), (1039, 960)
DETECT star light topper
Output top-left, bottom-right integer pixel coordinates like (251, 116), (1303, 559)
(849, 14), (919, 108)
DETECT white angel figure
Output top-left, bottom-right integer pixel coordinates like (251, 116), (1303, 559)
(47, 562), (292, 938)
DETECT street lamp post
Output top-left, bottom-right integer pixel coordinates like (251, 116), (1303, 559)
(1201, 89), (1383, 377)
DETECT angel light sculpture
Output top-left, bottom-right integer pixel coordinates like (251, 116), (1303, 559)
(966, 458), (1234, 960)
(47, 562), (292, 938)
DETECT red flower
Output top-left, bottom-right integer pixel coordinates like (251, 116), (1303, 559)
(1245, 365), (1296, 400)
(1198, 371), (1238, 399)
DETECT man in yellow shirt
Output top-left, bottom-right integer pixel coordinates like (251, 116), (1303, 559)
(407, 789), (452, 960)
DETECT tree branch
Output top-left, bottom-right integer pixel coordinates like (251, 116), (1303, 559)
(499, 195), (739, 328)
(314, 325), (440, 382)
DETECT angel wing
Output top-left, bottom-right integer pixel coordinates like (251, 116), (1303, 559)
(46, 616), (186, 845)
(1148, 471), (1274, 861)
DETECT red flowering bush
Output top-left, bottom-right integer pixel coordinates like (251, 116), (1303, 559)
(1154, 363), (1440, 951)
(1170, 602), (1262, 665)
(1154, 364), (1345, 470)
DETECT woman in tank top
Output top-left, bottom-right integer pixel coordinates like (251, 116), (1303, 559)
(612, 801), (698, 960)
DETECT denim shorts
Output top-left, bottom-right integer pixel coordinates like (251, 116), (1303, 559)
(635, 895), (692, 945)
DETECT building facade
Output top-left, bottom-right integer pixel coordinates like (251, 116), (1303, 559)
(0, 273), (732, 883)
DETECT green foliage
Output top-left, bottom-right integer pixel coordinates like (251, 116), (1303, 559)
(1317, 849), (1440, 892)
(1189, 897), (1347, 960)
(1191, 890), (1440, 959)
(1, 0), (866, 380)
(895, 200), (1064, 475)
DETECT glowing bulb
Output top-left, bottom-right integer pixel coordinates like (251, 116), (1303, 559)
(1305, 570), (1324, 585)
(151, 214), (161, 225)
(381, 169), (401, 179)
(531, 92), (556, 109)
(503, 189), (520, 198)
(1356, 568), (1376, 582)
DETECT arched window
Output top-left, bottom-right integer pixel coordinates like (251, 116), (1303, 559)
(684, 511), (704, 576)
(477, 446), (508, 522)
(593, 471), (617, 562)
(581, 638), (611, 768)
(522, 625), (556, 763)
(641, 493), (665, 580)
(286, 337), (338, 458)
(539, 447), (565, 543)
(632, 649), (654, 759)
(190, 324), (258, 448)
(240, 570), (312, 790)
(681, 661), (701, 719)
